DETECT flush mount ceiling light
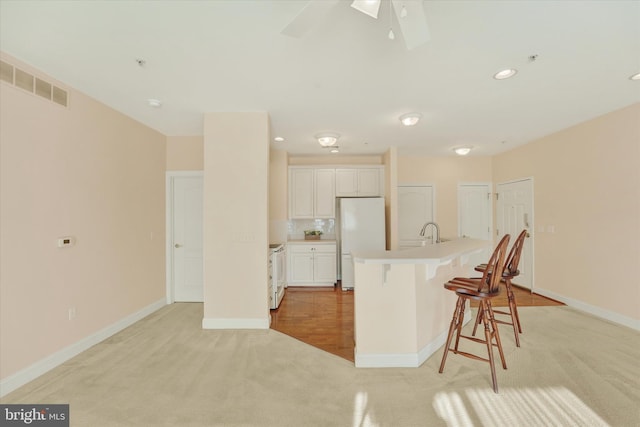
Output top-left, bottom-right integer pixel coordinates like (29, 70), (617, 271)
(350, 0), (382, 19)
(399, 112), (422, 126)
(316, 133), (339, 147)
(630, 72), (640, 81)
(273, 136), (285, 142)
(493, 68), (518, 80)
(453, 146), (473, 156)
(147, 98), (162, 108)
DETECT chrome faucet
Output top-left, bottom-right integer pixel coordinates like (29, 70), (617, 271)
(419, 221), (441, 243)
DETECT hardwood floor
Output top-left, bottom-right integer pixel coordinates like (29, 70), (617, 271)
(270, 282), (563, 363)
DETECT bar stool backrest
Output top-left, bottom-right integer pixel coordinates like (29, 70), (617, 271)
(483, 234), (511, 294)
(504, 230), (527, 278)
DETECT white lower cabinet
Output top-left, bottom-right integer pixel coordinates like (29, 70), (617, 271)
(287, 243), (336, 286)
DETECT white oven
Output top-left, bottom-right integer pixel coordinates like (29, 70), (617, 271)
(269, 244), (286, 309)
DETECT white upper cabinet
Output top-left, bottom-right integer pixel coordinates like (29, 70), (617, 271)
(335, 168), (383, 197)
(289, 168), (335, 218)
(289, 168), (314, 218)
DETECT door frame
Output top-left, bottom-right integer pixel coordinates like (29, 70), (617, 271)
(496, 177), (535, 291)
(166, 171), (204, 304)
(457, 182), (493, 240)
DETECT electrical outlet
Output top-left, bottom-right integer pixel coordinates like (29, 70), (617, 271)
(68, 307), (76, 320)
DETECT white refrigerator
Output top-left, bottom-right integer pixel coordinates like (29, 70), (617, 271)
(338, 197), (386, 290)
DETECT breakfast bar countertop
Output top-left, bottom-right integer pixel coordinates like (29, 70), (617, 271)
(352, 238), (490, 265)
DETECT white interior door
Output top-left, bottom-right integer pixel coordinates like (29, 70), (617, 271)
(458, 183), (492, 268)
(172, 175), (204, 302)
(496, 179), (534, 290)
(398, 185), (434, 248)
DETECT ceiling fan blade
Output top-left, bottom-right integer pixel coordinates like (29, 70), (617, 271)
(351, 0), (382, 19)
(392, 0), (430, 50)
(281, 0), (340, 38)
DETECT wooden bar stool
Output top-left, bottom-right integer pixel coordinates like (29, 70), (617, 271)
(438, 234), (510, 393)
(472, 229), (527, 347)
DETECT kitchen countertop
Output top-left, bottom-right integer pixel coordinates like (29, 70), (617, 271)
(352, 238), (489, 265)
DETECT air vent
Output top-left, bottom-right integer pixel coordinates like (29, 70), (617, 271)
(0, 59), (68, 107)
(35, 78), (52, 100)
(52, 86), (67, 106)
(15, 68), (33, 92)
(0, 60), (13, 84)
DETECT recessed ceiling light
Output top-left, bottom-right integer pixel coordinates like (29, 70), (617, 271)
(399, 112), (422, 126)
(147, 98), (162, 108)
(453, 146), (472, 156)
(493, 68), (518, 80)
(330, 147), (340, 153)
(274, 136), (285, 142)
(630, 72), (640, 81)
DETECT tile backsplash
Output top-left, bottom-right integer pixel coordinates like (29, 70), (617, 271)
(288, 219), (336, 240)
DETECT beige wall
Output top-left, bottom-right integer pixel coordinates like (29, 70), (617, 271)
(493, 103), (640, 322)
(397, 156), (494, 238)
(0, 54), (166, 380)
(202, 112), (270, 327)
(166, 135), (203, 170)
(269, 149), (288, 244)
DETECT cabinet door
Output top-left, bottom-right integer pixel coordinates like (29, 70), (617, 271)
(314, 169), (335, 218)
(358, 169), (381, 196)
(314, 252), (337, 284)
(335, 169), (358, 197)
(288, 251), (314, 283)
(289, 169), (314, 218)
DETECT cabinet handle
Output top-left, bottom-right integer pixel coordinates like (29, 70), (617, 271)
(174, 243), (183, 248)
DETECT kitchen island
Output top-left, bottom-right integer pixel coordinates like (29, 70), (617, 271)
(352, 238), (490, 368)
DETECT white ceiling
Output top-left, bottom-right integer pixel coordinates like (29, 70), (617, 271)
(1, 1), (638, 157)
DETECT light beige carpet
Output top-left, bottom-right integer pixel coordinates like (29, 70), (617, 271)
(2, 303), (639, 426)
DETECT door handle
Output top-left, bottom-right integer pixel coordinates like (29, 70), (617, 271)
(174, 243), (183, 248)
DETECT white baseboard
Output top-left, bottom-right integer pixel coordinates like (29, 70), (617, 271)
(534, 287), (640, 331)
(355, 309), (472, 368)
(202, 317), (270, 329)
(0, 298), (166, 397)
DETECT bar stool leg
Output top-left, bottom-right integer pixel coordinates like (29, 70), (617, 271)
(506, 279), (523, 334)
(482, 301), (499, 393)
(486, 300), (507, 370)
(453, 298), (467, 352)
(439, 296), (465, 373)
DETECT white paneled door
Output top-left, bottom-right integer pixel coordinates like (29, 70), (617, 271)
(458, 183), (492, 268)
(496, 179), (534, 290)
(171, 175), (204, 302)
(398, 185), (434, 248)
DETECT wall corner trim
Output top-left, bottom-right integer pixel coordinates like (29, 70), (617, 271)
(0, 299), (166, 397)
(202, 317), (270, 330)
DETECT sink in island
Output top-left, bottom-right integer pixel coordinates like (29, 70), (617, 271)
(352, 238), (490, 368)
